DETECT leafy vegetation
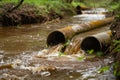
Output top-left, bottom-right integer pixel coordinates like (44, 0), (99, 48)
(86, 49), (104, 56)
(96, 51), (104, 56)
(0, 0), (76, 15)
(113, 61), (120, 76)
(87, 49), (94, 54)
(112, 40), (120, 53)
(77, 56), (85, 61)
(58, 52), (66, 56)
(111, 40), (120, 77)
(98, 65), (110, 73)
(108, 0), (120, 17)
(109, 0), (120, 78)
(78, 0), (113, 7)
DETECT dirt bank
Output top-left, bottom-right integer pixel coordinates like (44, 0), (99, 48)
(0, 3), (75, 26)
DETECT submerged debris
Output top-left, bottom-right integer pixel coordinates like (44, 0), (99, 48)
(0, 64), (13, 70)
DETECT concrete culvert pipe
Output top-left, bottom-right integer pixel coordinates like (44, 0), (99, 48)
(81, 36), (101, 51)
(81, 30), (112, 51)
(47, 17), (114, 46)
(47, 31), (65, 46)
(47, 26), (75, 46)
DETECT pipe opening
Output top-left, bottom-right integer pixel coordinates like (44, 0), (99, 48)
(47, 31), (65, 46)
(81, 37), (101, 51)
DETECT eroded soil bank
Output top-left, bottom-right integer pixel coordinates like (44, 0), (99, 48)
(0, 3), (75, 26)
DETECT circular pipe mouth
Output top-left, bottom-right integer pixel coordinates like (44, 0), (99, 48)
(81, 36), (101, 51)
(47, 31), (65, 46)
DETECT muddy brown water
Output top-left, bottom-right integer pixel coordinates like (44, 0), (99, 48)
(0, 8), (116, 80)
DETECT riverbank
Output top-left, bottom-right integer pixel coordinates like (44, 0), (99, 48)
(0, 2), (76, 26)
(109, 17), (120, 79)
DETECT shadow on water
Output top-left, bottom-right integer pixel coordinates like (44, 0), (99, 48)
(0, 8), (116, 80)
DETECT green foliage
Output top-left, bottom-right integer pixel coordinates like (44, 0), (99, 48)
(23, 0), (75, 15)
(0, 0), (18, 3)
(0, 0), (17, 6)
(96, 51), (104, 56)
(0, 0), (75, 15)
(87, 49), (104, 56)
(113, 40), (120, 46)
(64, 40), (71, 47)
(72, 1), (86, 7)
(60, 40), (71, 53)
(87, 49), (94, 54)
(58, 52), (66, 56)
(81, 0), (112, 7)
(113, 61), (120, 76)
(98, 65), (110, 73)
(113, 40), (120, 53)
(108, 0), (120, 17)
(77, 56), (85, 61)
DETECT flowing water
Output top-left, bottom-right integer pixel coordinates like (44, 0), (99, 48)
(0, 8), (116, 80)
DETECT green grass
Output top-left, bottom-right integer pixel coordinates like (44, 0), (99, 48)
(0, 0), (75, 16)
(98, 65), (110, 73)
(112, 40), (120, 53)
(0, 0), (50, 6)
(72, 1), (86, 7)
(82, 0), (113, 7)
(24, 0), (49, 6)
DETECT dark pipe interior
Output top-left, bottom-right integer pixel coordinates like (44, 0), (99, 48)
(47, 31), (65, 46)
(81, 37), (101, 51)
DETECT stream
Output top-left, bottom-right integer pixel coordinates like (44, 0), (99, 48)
(0, 8), (116, 80)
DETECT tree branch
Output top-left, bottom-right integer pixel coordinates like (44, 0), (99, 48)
(7, 0), (24, 13)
